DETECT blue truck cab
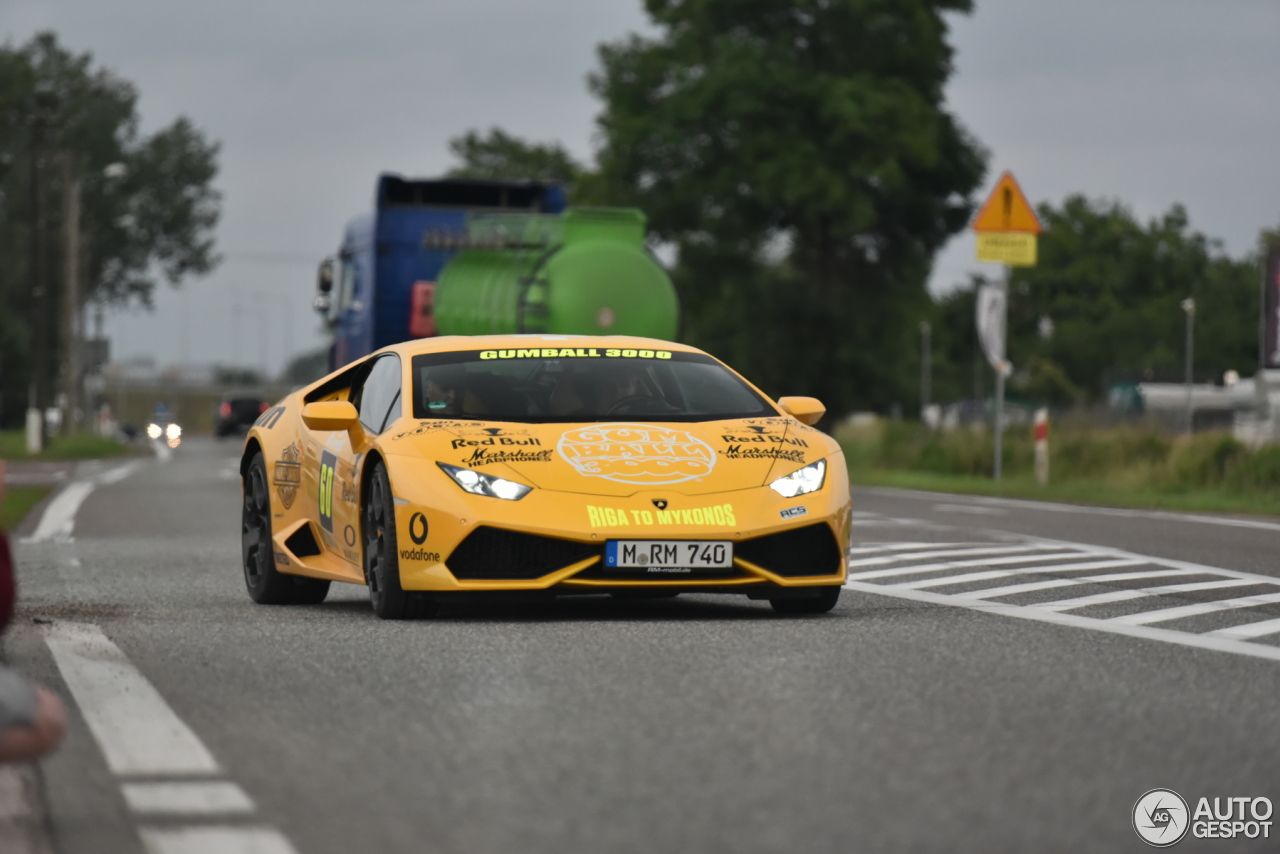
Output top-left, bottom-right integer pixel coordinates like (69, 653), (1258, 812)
(315, 174), (566, 370)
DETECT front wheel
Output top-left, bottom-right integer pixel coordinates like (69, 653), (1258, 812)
(363, 461), (438, 620)
(242, 452), (330, 605)
(770, 586), (841, 615)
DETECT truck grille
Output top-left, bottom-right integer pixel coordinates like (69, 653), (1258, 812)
(735, 523), (843, 577)
(445, 527), (601, 580)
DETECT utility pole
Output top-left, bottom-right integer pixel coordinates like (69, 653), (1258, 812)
(27, 97), (49, 452)
(919, 320), (931, 422)
(1182, 297), (1196, 434)
(61, 154), (82, 435)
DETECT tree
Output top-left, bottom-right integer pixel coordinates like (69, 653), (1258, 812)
(938, 196), (1260, 407)
(0, 32), (221, 427)
(447, 127), (585, 184)
(589, 0), (987, 415)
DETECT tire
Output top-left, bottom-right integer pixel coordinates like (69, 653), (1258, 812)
(242, 452), (330, 605)
(770, 586), (842, 615)
(363, 460), (438, 620)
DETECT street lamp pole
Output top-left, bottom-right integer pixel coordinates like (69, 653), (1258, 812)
(920, 320), (931, 422)
(1182, 297), (1196, 434)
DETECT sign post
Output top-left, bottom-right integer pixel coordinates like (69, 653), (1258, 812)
(972, 171), (1041, 480)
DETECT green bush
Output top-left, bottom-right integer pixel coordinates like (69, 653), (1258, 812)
(838, 419), (1280, 499)
(0, 431), (129, 461)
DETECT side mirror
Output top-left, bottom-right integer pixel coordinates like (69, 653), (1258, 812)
(778, 396), (825, 426)
(317, 258), (335, 294)
(302, 401), (358, 432)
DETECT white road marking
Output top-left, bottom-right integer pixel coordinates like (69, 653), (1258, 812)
(955, 568), (1196, 600)
(846, 544), (1056, 568)
(843, 579), (1280, 663)
(901, 569), (1027, 589)
(139, 826), (297, 854)
(25, 481), (94, 542)
(848, 550), (1104, 582)
(23, 462), (140, 543)
(895, 557), (1145, 590)
(97, 462), (142, 485)
(846, 542), (969, 555)
(847, 535), (1280, 661)
(951, 578), (1083, 599)
(1112, 591), (1280, 626)
(1036, 577), (1263, 613)
(1203, 618), (1280, 640)
(42, 623), (219, 776)
(123, 782), (255, 815)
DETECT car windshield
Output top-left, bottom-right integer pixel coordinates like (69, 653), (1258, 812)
(410, 346), (775, 423)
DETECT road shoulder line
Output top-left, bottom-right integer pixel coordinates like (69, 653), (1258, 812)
(863, 485), (1280, 533)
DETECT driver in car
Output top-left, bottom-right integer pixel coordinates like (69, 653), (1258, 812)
(595, 364), (660, 414)
(423, 375), (461, 416)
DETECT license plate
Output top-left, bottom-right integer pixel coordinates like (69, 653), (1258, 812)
(604, 540), (734, 575)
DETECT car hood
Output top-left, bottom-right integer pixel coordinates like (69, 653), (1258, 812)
(384, 417), (826, 497)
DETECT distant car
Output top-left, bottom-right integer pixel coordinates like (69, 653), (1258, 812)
(147, 404), (183, 448)
(238, 335), (850, 619)
(216, 395), (269, 438)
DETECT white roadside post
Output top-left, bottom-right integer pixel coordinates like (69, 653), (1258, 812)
(1034, 407), (1049, 485)
(971, 171), (1042, 481)
(976, 283), (1009, 479)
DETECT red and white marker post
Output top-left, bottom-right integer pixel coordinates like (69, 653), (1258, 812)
(1033, 408), (1049, 486)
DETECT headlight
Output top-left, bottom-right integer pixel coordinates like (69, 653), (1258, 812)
(165, 423), (182, 440)
(769, 459), (826, 498)
(146, 423), (162, 439)
(437, 463), (532, 501)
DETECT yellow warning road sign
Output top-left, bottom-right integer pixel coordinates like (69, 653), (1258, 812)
(977, 233), (1037, 266)
(973, 172), (1041, 234)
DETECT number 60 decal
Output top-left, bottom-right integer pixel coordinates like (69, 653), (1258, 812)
(319, 451), (337, 533)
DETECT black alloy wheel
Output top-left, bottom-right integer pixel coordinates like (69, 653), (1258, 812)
(242, 452), (330, 605)
(770, 585), (842, 615)
(363, 460), (438, 620)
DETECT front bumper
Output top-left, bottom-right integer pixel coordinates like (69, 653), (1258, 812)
(391, 477), (851, 593)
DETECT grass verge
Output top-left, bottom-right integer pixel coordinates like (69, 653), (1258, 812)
(0, 486), (52, 530)
(0, 430), (130, 460)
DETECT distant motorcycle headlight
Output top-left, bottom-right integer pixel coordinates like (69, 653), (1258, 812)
(768, 459), (826, 498)
(146, 423), (162, 439)
(165, 423), (182, 440)
(437, 463), (532, 501)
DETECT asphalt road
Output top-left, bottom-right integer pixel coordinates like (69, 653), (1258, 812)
(7, 437), (1280, 853)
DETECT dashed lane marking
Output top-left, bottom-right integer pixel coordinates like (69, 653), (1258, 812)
(42, 623), (218, 776)
(23, 462), (140, 543)
(844, 539), (1280, 663)
(43, 622), (300, 852)
(122, 782), (255, 816)
(140, 826), (297, 854)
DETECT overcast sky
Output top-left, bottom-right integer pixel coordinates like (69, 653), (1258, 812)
(4, 0), (1278, 378)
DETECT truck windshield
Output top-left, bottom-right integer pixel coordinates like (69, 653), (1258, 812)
(410, 347), (775, 423)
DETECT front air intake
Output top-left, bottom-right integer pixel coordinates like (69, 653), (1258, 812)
(445, 527), (601, 580)
(735, 523), (842, 577)
(284, 522), (322, 558)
